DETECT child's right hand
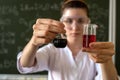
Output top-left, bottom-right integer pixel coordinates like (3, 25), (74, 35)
(31, 18), (66, 47)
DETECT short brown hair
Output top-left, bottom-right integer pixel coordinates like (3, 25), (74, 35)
(61, 0), (89, 17)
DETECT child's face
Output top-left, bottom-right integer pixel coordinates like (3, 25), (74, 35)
(61, 8), (89, 41)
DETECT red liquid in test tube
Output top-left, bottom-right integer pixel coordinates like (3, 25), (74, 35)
(83, 24), (97, 48)
(83, 35), (96, 48)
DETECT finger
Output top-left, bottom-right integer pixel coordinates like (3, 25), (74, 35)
(48, 25), (66, 33)
(89, 54), (112, 63)
(89, 42), (114, 49)
(89, 55), (104, 63)
(33, 30), (57, 40)
(36, 18), (65, 29)
(82, 48), (115, 56)
(90, 53), (112, 59)
(33, 23), (66, 33)
(35, 37), (51, 44)
(32, 36), (51, 46)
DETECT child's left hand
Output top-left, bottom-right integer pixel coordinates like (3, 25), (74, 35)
(82, 42), (115, 63)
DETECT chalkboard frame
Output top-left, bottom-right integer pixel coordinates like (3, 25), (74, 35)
(115, 0), (120, 76)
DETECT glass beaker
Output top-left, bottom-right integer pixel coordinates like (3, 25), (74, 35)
(83, 24), (97, 48)
(53, 34), (67, 48)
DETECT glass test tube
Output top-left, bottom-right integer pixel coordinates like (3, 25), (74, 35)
(83, 24), (97, 48)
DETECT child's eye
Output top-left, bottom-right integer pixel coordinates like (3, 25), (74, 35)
(78, 19), (84, 24)
(78, 18), (88, 24)
(64, 18), (73, 24)
(66, 20), (72, 23)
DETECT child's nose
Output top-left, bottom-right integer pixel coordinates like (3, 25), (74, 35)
(71, 21), (79, 30)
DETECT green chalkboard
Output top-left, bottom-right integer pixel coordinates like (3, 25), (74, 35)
(116, 0), (120, 76)
(0, 0), (109, 74)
